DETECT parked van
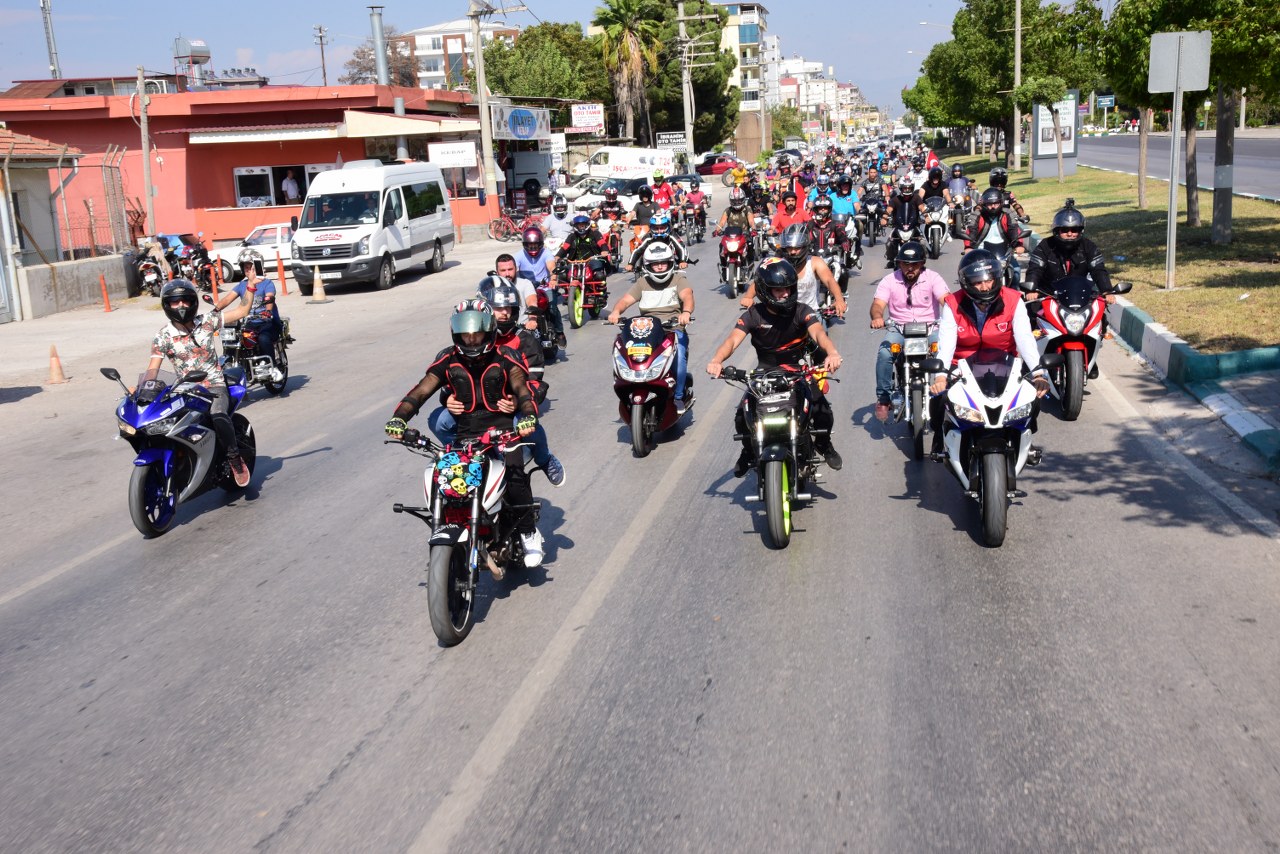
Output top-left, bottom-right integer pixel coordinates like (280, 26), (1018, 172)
(289, 160), (452, 294)
(507, 149), (553, 198)
(571, 146), (677, 179)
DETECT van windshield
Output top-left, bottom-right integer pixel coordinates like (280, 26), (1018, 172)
(299, 191), (381, 228)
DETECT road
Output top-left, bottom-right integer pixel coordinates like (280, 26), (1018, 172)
(1078, 133), (1280, 199)
(2, 215), (1279, 852)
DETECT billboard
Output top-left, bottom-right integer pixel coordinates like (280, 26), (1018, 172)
(490, 104), (552, 142)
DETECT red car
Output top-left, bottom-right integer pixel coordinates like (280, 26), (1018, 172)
(695, 154), (740, 176)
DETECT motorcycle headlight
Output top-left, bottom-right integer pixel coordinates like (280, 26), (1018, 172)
(118, 419), (137, 436)
(952, 404), (985, 423)
(1004, 402), (1035, 424)
(359, 235), (371, 256)
(1063, 310), (1087, 335)
(143, 416), (179, 436)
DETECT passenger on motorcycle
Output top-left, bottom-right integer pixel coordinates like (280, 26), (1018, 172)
(213, 248), (286, 382)
(988, 167), (1028, 220)
(516, 228), (566, 348)
(706, 258), (844, 476)
(543, 194), (575, 246)
(741, 224), (847, 320)
(928, 249), (1049, 459)
(963, 189), (1027, 270)
(146, 279), (256, 487)
(796, 161), (818, 192)
(771, 191), (811, 234)
(869, 240), (948, 422)
(385, 299), (546, 566)
(627, 210), (688, 271)
(915, 166), (952, 212)
(882, 176), (923, 266)
(607, 242), (696, 415)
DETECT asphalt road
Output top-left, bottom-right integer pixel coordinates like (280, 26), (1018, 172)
(1078, 133), (1280, 199)
(1, 215), (1279, 852)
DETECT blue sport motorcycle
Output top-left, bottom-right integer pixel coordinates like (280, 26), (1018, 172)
(101, 366), (256, 537)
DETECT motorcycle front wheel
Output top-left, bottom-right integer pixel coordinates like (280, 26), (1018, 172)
(428, 543), (475, 646)
(1062, 350), (1085, 421)
(979, 453), (1009, 547)
(128, 462), (178, 538)
(568, 286), (584, 329)
(763, 459), (792, 549)
(630, 401), (651, 458)
(910, 386), (925, 460)
(263, 342), (289, 396)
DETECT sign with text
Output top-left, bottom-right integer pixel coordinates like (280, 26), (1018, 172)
(1096, 95), (1115, 108)
(548, 132), (567, 154)
(426, 141), (477, 168)
(1031, 90), (1079, 159)
(571, 103), (605, 131)
(655, 131), (688, 152)
(490, 104), (551, 142)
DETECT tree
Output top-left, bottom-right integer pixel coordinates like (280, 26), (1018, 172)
(1100, 0), (1168, 209)
(770, 105), (802, 147)
(642, 0), (738, 150)
(479, 23), (612, 127)
(592, 0), (664, 141)
(340, 26), (419, 87)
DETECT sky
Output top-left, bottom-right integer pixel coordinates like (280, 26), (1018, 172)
(0, 0), (972, 117)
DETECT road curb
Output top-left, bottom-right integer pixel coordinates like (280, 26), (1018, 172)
(1108, 297), (1280, 471)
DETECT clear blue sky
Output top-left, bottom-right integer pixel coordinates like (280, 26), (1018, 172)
(0, 0), (971, 117)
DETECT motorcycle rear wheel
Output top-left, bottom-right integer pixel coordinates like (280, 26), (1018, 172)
(428, 543), (475, 646)
(979, 453), (1009, 547)
(568, 286), (584, 329)
(910, 387), (925, 460)
(763, 459), (792, 549)
(1062, 350), (1085, 421)
(630, 401), (651, 457)
(128, 462), (177, 538)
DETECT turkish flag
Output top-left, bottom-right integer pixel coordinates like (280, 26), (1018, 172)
(925, 150), (941, 171)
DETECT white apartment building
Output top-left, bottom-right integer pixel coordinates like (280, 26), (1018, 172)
(405, 19), (519, 90)
(715, 2), (772, 160)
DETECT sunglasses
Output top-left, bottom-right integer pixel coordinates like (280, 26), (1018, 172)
(1057, 227), (1081, 234)
(169, 298), (195, 307)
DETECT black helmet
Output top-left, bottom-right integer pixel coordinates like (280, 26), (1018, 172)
(754, 257), (798, 311)
(928, 166), (944, 183)
(450, 298), (497, 360)
(1051, 199), (1086, 250)
(957, 249), (1003, 306)
(778, 223), (810, 269)
(780, 190), (798, 205)
(980, 188), (1005, 217)
(160, 279), (199, 325)
(811, 195), (833, 222)
(952, 164), (964, 178)
(989, 166), (1009, 188)
(896, 240), (927, 267)
(637, 185), (653, 201)
(477, 276), (521, 335)
(836, 174), (853, 192)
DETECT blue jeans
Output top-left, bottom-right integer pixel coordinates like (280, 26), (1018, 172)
(875, 327), (939, 403)
(673, 328), (689, 400)
(428, 408), (552, 466)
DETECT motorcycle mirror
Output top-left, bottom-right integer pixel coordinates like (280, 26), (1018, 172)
(181, 370), (209, 384)
(1040, 353), (1066, 370)
(1113, 281), (1133, 295)
(922, 358), (946, 374)
(201, 293), (214, 304)
(101, 367), (121, 381)
(1018, 279), (1036, 293)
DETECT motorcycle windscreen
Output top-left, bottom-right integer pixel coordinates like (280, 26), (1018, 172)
(621, 316), (668, 357)
(966, 348), (1016, 398)
(1052, 275), (1096, 311)
(924, 196), (947, 213)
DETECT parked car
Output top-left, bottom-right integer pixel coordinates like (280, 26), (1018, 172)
(209, 223), (295, 282)
(669, 174), (714, 204)
(559, 174), (606, 203)
(694, 154), (740, 176)
(574, 176), (651, 212)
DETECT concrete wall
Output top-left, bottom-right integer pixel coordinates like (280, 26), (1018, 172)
(17, 254), (131, 319)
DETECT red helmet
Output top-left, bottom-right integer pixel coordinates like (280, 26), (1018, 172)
(521, 227), (544, 253)
(604, 187), (619, 202)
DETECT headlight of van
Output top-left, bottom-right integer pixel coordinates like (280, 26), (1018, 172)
(359, 236), (371, 256)
(290, 241), (300, 260)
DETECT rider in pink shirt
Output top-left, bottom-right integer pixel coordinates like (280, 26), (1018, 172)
(868, 239), (949, 421)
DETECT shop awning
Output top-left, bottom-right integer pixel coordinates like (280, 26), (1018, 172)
(342, 110), (480, 138)
(159, 123), (342, 144)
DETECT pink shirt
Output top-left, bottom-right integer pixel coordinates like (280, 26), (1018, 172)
(873, 268), (950, 323)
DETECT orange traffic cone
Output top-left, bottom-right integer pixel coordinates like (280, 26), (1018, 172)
(48, 344), (68, 384)
(306, 265), (332, 305)
(99, 272), (112, 313)
(275, 251), (289, 297)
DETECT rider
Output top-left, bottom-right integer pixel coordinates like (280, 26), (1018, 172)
(516, 227), (566, 348)
(771, 190), (811, 234)
(805, 173), (834, 206)
(882, 175), (923, 267)
(651, 171), (677, 210)
(806, 196), (853, 290)
(213, 248), (286, 383)
(706, 258), (844, 476)
(946, 163), (972, 202)
(607, 241), (696, 415)
(551, 214), (611, 286)
(730, 160), (749, 187)
(543, 194), (575, 247)
(747, 182), (774, 219)
(830, 174), (863, 267)
(868, 240), (948, 422)
(145, 279), (255, 487)
(928, 249), (1049, 460)
(385, 299), (545, 567)
(963, 189), (1028, 278)
(915, 166), (952, 213)
(594, 186), (627, 223)
(627, 209), (689, 271)
(682, 178), (709, 232)
(907, 155), (930, 190)
(988, 166), (1028, 220)
(741, 223), (847, 320)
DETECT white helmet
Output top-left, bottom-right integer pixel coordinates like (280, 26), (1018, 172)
(640, 241), (677, 286)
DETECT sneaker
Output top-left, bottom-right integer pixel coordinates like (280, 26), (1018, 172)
(227, 453), (251, 488)
(733, 448), (753, 478)
(544, 454), (566, 487)
(556, 332), (568, 348)
(820, 445), (843, 471)
(269, 368), (285, 383)
(520, 530), (544, 568)
(674, 397), (687, 416)
(874, 402), (891, 422)
(1088, 361), (1099, 380)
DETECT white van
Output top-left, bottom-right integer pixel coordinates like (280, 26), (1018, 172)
(571, 147), (677, 179)
(289, 160), (453, 294)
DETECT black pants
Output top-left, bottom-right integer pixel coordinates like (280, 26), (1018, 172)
(501, 450), (536, 534)
(209, 385), (240, 456)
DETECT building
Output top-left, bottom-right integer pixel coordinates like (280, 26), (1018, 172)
(715, 2), (772, 161)
(406, 19), (520, 90)
(761, 34), (782, 108)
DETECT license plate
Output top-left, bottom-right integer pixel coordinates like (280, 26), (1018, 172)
(321, 272), (343, 280)
(904, 338), (930, 356)
(144, 273), (158, 283)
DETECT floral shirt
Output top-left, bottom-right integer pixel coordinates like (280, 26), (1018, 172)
(151, 311), (225, 386)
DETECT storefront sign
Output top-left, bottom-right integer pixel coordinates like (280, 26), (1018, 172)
(427, 141), (477, 168)
(491, 104), (552, 142)
(571, 103), (605, 130)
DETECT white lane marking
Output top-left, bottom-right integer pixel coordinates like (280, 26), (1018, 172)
(407, 383), (738, 854)
(1093, 375), (1280, 540)
(0, 531), (134, 609)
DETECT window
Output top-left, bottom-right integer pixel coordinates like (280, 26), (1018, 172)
(738, 23), (759, 44)
(404, 181), (445, 219)
(384, 187), (405, 221)
(430, 36), (442, 50)
(83, 85), (96, 95)
(422, 58), (441, 73)
(233, 166), (274, 207)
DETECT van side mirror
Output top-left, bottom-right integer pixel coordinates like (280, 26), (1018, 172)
(290, 215), (299, 231)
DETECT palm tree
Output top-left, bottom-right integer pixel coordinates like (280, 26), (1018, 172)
(592, 0), (663, 142)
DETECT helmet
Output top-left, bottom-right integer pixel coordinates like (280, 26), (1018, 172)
(451, 298), (497, 360)
(552, 195), (568, 216)
(604, 186), (619, 202)
(538, 187), (552, 202)
(816, 174), (831, 190)
(640, 241), (677, 286)
(571, 213), (592, 234)
(754, 257), (799, 311)
(778, 223), (810, 269)
(1052, 200), (1086, 249)
(928, 166), (944, 183)
(913, 155), (926, 169)
(878, 142), (886, 150)
(811, 195), (833, 222)
(729, 187), (746, 209)
(476, 276), (522, 334)
(521, 226), (544, 254)
(957, 249), (1003, 306)
(895, 240), (927, 267)
(989, 166), (1009, 188)
(980, 188), (1005, 217)
(649, 209), (671, 237)
(160, 279), (199, 325)
(652, 171), (665, 183)
(898, 176), (914, 194)
(836, 174), (853, 192)
(689, 177), (700, 189)
(952, 163), (964, 178)
(638, 185), (653, 201)
(780, 190), (798, 205)
(236, 247), (265, 276)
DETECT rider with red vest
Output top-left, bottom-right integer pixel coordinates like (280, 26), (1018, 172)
(928, 249), (1049, 458)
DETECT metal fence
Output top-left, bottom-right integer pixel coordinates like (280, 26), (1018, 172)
(52, 145), (132, 260)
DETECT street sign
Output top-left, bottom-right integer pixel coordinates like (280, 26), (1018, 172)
(1148, 31), (1211, 94)
(655, 131), (687, 152)
(1096, 95), (1115, 108)
(1078, 105), (1090, 114)
(570, 103), (604, 131)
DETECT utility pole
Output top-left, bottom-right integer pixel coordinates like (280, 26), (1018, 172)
(675, 3), (719, 159)
(136, 67), (155, 234)
(314, 25), (330, 86)
(1012, 0), (1022, 169)
(39, 0), (62, 78)
(469, 0), (527, 200)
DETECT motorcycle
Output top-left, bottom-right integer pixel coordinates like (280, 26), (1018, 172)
(861, 196), (884, 245)
(594, 209), (626, 270)
(816, 246), (845, 317)
(718, 226), (752, 299)
(924, 349), (1064, 547)
(951, 185), (975, 238)
(529, 281), (561, 364)
(1022, 275), (1132, 420)
(922, 197), (950, 260)
(833, 213), (860, 277)
(883, 320), (938, 460)
(750, 213), (771, 260)
(611, 315), (693, 457)
(100, 366), (256, 538)
(136, 253), (165, 296)
(390, 427), (539, 646)
(556, 258), (609, 329)
(885, 221), (921, 264)
(220, 313), (293, 396)
(677, 202), (705, 244)
(720, 363), (831, 549)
